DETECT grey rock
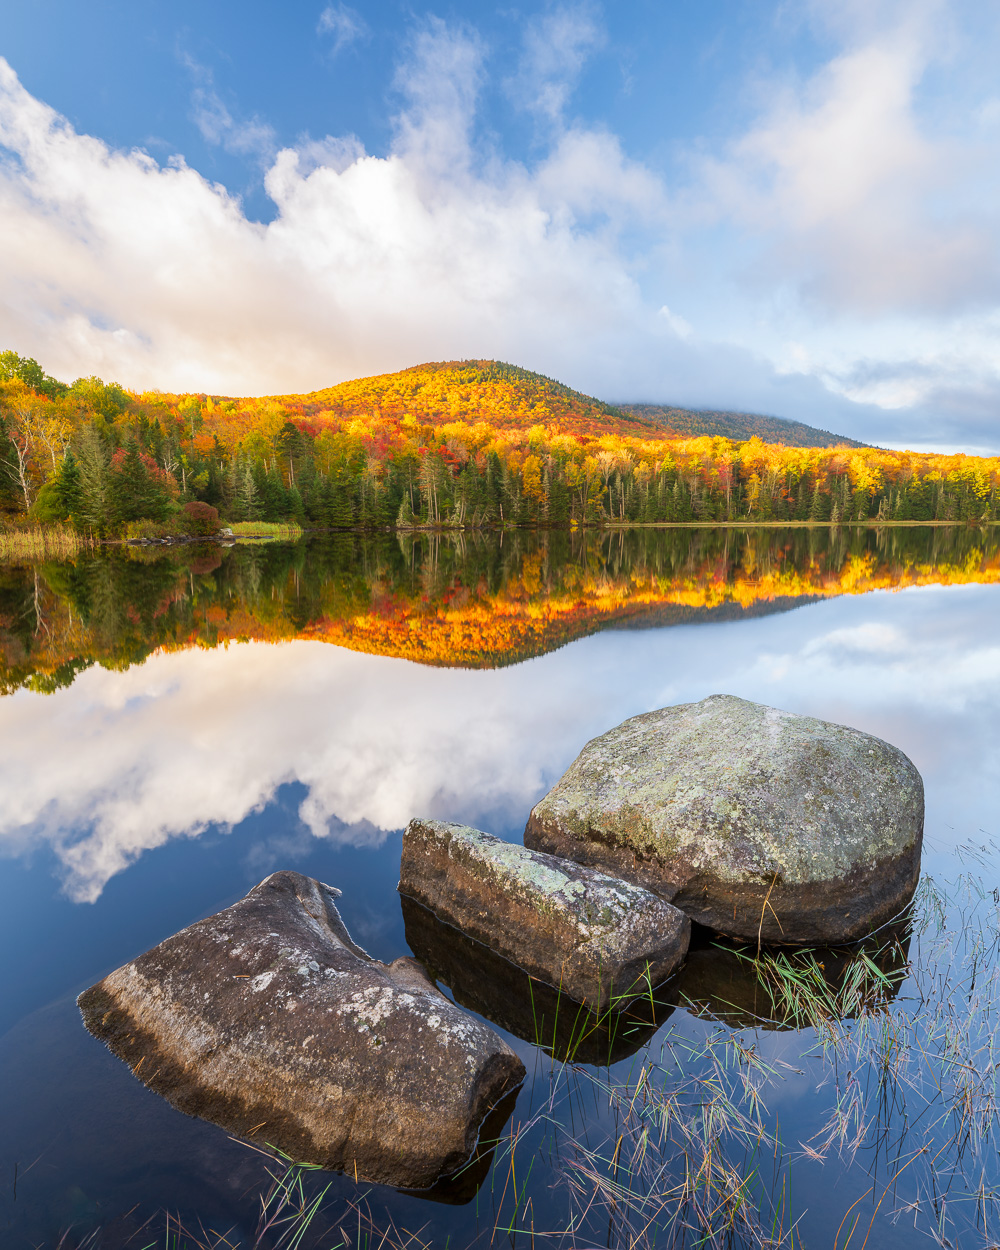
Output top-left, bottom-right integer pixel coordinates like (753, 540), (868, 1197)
(525, 694), (924, 944)
(401, 894), (674, 1067)
(78, 871), (524, 1190)
(399, 818), (690, 1013)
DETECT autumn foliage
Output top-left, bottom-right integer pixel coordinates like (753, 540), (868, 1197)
(2, 352), (999, 532)
(2, 526), (999, 693)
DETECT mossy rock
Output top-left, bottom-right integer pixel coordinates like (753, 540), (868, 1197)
(525, 694), (923, 944)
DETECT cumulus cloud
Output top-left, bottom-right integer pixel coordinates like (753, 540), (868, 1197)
(0, 31), (670, 398)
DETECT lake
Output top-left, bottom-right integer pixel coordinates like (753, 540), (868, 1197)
(1, 524), (999, 1248)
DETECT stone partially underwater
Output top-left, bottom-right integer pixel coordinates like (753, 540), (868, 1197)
(526, 694), (924, 945)
(401, 894), (674, 1066)
(78, 871), (525, 1191)
(399, 818), (690, 1013)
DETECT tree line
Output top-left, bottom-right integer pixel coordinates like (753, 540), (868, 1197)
(2, 350), (998, 534)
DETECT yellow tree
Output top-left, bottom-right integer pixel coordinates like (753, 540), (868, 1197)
(0, 380), (53, 509)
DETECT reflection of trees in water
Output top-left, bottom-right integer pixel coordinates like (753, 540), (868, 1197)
(1, 524), (999, 692)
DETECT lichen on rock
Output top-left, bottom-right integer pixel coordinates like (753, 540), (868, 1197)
(78, 871), (524, 1190)
(399, 818), (690, 1012)
(525, 694), (924, 944)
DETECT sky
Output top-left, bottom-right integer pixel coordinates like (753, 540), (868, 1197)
(1, 0), (999, 451)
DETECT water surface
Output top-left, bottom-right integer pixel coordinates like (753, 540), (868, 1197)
(1, 526), (998, 1247)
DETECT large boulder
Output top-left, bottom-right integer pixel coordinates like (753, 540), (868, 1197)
(525, 694), (924, 944)
(78, 871), (525, 1191)
(399, 818), (689, 1013)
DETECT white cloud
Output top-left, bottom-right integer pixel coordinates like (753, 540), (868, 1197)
(0, 33), (668, 401)
(317, 3), (367, 56)
(183, 56), (277, 160)
(698, 0), (1000, 320)
(709, 35), (1000, 316)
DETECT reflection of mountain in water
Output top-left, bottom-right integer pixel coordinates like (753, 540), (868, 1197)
(609, 593), (824, 632)
(2, 524), (998, 693)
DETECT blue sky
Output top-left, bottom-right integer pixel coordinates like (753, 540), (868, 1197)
(2, 0), (999, 450)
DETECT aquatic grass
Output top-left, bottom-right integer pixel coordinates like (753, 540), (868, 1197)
(57, 843), (1000, 1249)
(525, 960), (664, 1066)
(0, 523), (90, 561)
(473, 843), (1000, 1247)
(227, 521), (304, 541)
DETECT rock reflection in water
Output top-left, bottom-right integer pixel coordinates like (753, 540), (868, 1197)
(401, 895), (674, 1066)
(669, 924), (912, 1030)
(405, 1084), (523, 1205)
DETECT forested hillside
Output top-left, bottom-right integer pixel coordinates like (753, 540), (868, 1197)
(618, 403), (867, 449)
(1, 351), (997, 533)
(286, 360), (662, 436)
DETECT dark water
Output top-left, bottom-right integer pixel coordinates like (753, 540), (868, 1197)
(1, 526), (999, 1248)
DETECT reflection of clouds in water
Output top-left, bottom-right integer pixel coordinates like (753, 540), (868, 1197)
(1, 583), (998, 901)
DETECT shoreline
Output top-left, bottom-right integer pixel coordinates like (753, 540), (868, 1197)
(0, 517), (995, 564)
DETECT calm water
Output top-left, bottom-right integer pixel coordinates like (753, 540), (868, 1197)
(1, 526), (999, 1247)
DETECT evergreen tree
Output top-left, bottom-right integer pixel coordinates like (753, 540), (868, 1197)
(110, 442), (173, 525)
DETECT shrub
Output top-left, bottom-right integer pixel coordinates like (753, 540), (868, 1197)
(123, 518), (174, 541)
(183, 501), (220, 535)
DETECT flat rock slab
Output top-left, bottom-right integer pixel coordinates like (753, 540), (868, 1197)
(399, 819), (690, 1013)
(525, 694), (924, 944)
(78, 871), (525, 1191)
(401, 895), (672, 1067)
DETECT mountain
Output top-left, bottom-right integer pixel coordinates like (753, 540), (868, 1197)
(274, 360), (865, 447)
(275, 360), (666, 438)
(616, 403), (868, 449)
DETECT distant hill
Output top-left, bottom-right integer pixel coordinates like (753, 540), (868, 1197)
(281, 361), (868, 447)
(282, 360), (666, 438)
(617, 403), (867, 449)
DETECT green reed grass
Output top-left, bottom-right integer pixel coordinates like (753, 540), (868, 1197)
(226, 521), (304, 541)
(478, 843), (1000, 1248)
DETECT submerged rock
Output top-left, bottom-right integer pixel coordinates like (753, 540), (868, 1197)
(78, 871), (524, 1191)
(399, 818), (690, 1013)
(525, 694), (924, 944)
(401, 894), (673, 1066)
